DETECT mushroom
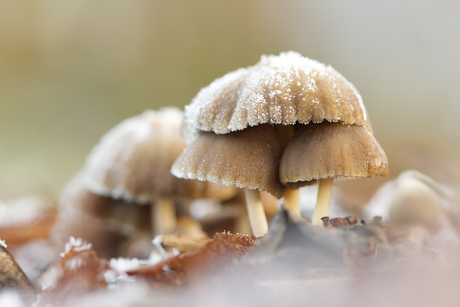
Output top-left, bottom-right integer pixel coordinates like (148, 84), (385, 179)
(389, 172), (446, 228)
(172, 124), (284, 236)
(174, 51), (380, 235)
(52, 170), (153, 258)
(82, 108), (236, 236)
(280, 122), (389, 226)
(365, 170), (447, 229)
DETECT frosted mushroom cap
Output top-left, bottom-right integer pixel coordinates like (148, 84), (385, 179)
(171, 124), (286, 198)
(182, 51), (372, 143)
(85, 108), (237, 203)
(279, 122), (388, 186)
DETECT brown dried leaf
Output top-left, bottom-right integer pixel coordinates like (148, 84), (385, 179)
(37, 241), (110, 307)
(128, 232), (256, 288)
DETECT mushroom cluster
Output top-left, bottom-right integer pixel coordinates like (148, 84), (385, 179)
(172, 51), (389, 236)
(53, 108), (237, 258)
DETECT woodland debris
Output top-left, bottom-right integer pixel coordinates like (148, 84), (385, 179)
(0, 242), (36, 303)
(127, 232), (256, 288)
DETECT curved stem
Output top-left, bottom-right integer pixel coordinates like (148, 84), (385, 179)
(152, 198), (177, 236)
(245, 189), (268, 237)
(283, 187), (300, 216)
(312, 178), (334, 227)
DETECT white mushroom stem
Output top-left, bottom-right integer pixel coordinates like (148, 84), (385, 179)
(312, 178), (334, 227)
(276, 124), (301, 216)
(152, 198), (177, 236)
(234, 211), (252, 236)
(283, 187), (300, 216)
(245, 189), (268, 237)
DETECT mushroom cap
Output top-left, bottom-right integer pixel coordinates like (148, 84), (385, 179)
(388, 171), (446, 227)
(85, 108), (237, 203)
(182, 51), (372, 143)
(364, 170), (447, 228)
(58, 171), (152, 234)
(52, 170), (152, 258)
(279, 122), (388, 185)
(171, 124), (286, 198)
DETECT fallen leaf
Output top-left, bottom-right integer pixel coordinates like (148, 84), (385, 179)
(127, 232), (256, 288)
(36, 238), (110, 307)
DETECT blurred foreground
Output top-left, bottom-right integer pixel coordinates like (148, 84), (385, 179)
(1, 168), (460, 306)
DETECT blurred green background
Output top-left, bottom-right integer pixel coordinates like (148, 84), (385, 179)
(1, 0), (459, 200)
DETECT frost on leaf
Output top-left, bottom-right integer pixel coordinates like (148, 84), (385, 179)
(61, 237), (93, 258)
(126, 232), (256, 288)
(37, 239), (110, 307)
(183, 51), (371, 143)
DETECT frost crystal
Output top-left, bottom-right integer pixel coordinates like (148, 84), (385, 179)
(107, 250), (177, 288)
(110, 257), (150, 273)
(85, 109), (170, 202)
(61, 236), (93, 257)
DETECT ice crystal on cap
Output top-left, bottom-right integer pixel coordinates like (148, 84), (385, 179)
(85, 108), (182, 203)
(182, 51), (371, 143)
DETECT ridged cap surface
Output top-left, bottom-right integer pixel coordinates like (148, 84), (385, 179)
(172, 124), (285, 198)
(280, 122), (388, 185)
(182, 51), (372, 143)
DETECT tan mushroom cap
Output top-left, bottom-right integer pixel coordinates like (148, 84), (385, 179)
(59, 171), (152, 234)
(279, 122), (388, 186)
(85, 108), (237, 204)
(182, 51), (372, 143)
(388, 172), (446, 227)
(171, 124), (286, 198)
(52, 170), (152, 258)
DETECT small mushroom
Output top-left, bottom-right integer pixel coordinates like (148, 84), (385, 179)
(172, 124), (284, 236)
(175, 51), (379, 235)
(55, 108), (236, 253)
(52, 170), (152, 258)
(84, 108), (236, 236)
(365, 170), (447, 229)
(280, 122), (388, 226)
